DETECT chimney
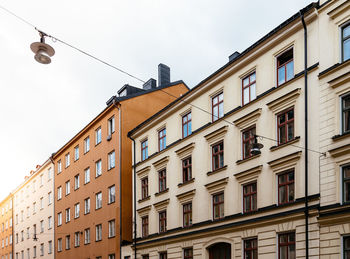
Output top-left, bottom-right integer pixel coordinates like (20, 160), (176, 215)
(143, 78), (157, 90)
(36, 165), (41, 170)
(229, 51), (240, 62)
(158, 63), (170, 86)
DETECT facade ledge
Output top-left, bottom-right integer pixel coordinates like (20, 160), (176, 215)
(137, 205), (151, 217)
(233, 108), (262, 129)
(205, 177), (229, 194)
(136, 166), (151, 179)
(204, 126), (228, 144)
(153, 199), (170, 212)
(328, 70), (350, 88)
(327, 0), (350, 19)
(266, 88), (301, 112)
(267, 151), (302, 173)
(328, 143), (350, 158)
(207, 165), (228, 176)
(234, 165), (263, 184)
(175, 142), (195, 159)
(236, 154), (260, 165)
(270, 136), (300, 151)
(176, 190), (195, 204)
(138, 196), (151, 203)
(332, 131), (350, 141)
(319, 59), (350, 79)
(154, 188), (169, 197)
(152, 156), (169, 171)
(178, 178), (195, 188)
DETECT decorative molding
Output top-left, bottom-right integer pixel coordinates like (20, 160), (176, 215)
(204, 126), (228, 144)
(136, 166), (151, 178)
(205, 177), (229, 194)
(233, 108), (262, 129)
(270, 136), (300, 151)
(328, 144), (350, 158)
(137, 205), (151, 217)
(327, 1), (350, 20)
(267, 151), (302, 174)
(328, 71), (350, 88)
(176, 190), (196, 204)
(266, 88), (301, 112)
(175, 143), (195, 159)
(207, 165), (228, 176)
(178, 178), (195, 188)
(153, 198), (170, 211)
(234, 165), (263, 184)
(152, 156), (169, 171)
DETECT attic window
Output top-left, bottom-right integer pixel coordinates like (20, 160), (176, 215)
(277, 48), (294, 86)
(119, 89), (127, 97)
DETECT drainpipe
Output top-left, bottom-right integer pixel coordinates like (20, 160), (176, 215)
(300, 10), (309, 259)
(128, 135), (137, 259)
(49, 155), (56, 259)
(112, 99), (122, 259)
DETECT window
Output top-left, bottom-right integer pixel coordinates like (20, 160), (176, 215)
(343, 165), (350, 203)
(142, 216), (148, 238)
(184, 248), (193, 259)
(74, 232), (80, 247)
(96, 192), (102, 210)
(74, 146), (79, 161)
(342, 93), (350, 134)
(158, 128), (166, 151)
(48, 216), (52, 229)
(57, 160), (62, 173)
(84, 198), (90, 214)
(141, 177), (148, 199)
(159, 252), (167, 259)
(57, 186), (62, 200)
(84, 136), (90, 153)
(141, 139), (148, 161)
(159, 211), (167, 233)
(242, 72), (256, 105)
(244, 238), (258, 259)
(182, 157), (192, 183)
(108, 151), (115, 170)
(33, 246), (37, 258)
(278, 170), (295, 205)
(213, 193), (224, 220)
(158, 169), (167, 192)
(84, 167), (90, 184)
(32, 202), (36, 214)
(212, 92), (224, 121)
(212, 141), (224, 171)
(242, 127), (256, 159)
(40, 175), (43, 186)
(277, 48), (294, 86)
(95, 127), (102, 145)
(74, 203), (80, 218)
(95, 224), (102, 241)
(109, 255), (115, 259)
(40, 243), (44, 256)
(65, 208), (70, 223)
(344, 236), (350, 258)
(65, 181), (70, 196)
(40, 220), (44, 233)
(342, 24), (350, 61)
(182, 112), (192, 138)
(74, 174), (80, 190)
(40, 197), (44, 210)
(48, 241), (52, 254)
(57, 212), (62, 226)
(183, 203), (192, 227)
(48, 168), (53, 180)
(65, 153), (70, 168)
(278, 232), (295, 259)
(108, 220), (115, 238)
(65, 235), (70, 250)
(243, 182), (257, 213)
(108, 185), (115, 204)
(108, 116), (115, 135)
(277, 108), (294, 145)
(84, 228), (90, 244)
(96, 160), (102, 177)
(57, 238), (62, 252)
(48, 192), (52, 205)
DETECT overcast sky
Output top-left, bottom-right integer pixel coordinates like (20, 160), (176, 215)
(0, 0), (313, 200)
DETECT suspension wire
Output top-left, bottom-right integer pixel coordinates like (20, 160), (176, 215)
(0, 3), (326, 157)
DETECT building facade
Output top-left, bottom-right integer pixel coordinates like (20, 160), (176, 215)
(124, 1), (350, 258)
(0, 194), (13, 259)
(13, 159), (54, 259)
(53, 65), (189, 259)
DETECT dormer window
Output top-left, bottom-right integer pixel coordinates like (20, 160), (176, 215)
(119, 89), (127, 97)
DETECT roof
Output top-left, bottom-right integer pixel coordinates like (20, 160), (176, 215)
(128, 1), (318, 137)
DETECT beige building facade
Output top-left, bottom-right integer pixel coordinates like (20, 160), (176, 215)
(124, 1), (350, 258)
(13, 160), (54, 259)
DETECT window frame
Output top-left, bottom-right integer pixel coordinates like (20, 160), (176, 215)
(344, 235), (350, 258)
(95, 160), (102, 177)
(108, 116), (115, 136)
(182, 157), (192, 183)
(212, 192), (224, 220)
(141, 177), (148, 199)
(342, 165), (350, 204)
(159, 210), (167, 233)
(278, 170), (295, 205)
(141, 216), (149, 238)
(242, 126), (256, 160)
(74, 174), (80, 190)
(84, 136), (90, 154)
(278, 232), (296, 259)
(243, 182), (257, 213)
(108, 219), (115, 238)
(84, 167), (90, 184)
(212, 141), (224, 171)
(242, 72), (256, 105)
(182, 112), (192, 138)
(183, 202), (192, 227)
(341, 93), (350, 134)
(342, 23), (350, 62)
(74, 145), (79, 161)
(108, 151), (115, 170)
(84, 198), (90, 214)
(141, 139), (148, 161)
(95, 127), (102, 145)
(277, 107), (295, 145)
(95, 224), (102, 241)
(277, 48), (294, 86)
(158, 169), (167, 193)
(158, 128), (166, 151)
(212, 92), (224, 122)
(183, 248), (193, 259)
(244, 238), (258, 259)
(95, 192), (102, 210)
(108, 185), (115, 204)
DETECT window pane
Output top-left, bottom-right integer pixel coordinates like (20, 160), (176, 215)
(287, 122), (294, 141)
(286, 61), (294, 81)
(250, 83), (256, 100)
(219, 93), (223, 102)
(344, 26), (350, 38)
(279, 186), (286, 203)
(344, 39), (350, 61)
(244, 87), (249, 105)
(219, 102), (224, 118)
(278, 67), (285, 85)
(279, 125), (286, 143)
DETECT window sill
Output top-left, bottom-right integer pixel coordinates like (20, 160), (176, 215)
(138, 196), (150, 203)
(108, 201), (115, 205)
(84, 242), (90, 246)
(207, 165), (228, 176)
(107, 166), (115, 172)
(332, 131), (350, 141)
(84, 212), (90, 215)
(236, 154), (260, 165)
(108, 235), (116, 239)
(178, 178), (195, 187)
(84, 181), (90, 185)
(155, 188), (169, 197)
(270, 136), (300, 151)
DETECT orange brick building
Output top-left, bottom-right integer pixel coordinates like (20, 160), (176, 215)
(0, 194), (13, 259)
(53, 65), (188, 259)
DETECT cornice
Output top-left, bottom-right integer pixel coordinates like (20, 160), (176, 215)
(152, 156), (169, 170)
(205, 177), (229, 194)
(176, 190), (196, 204)
(204, 126), (228, 144)
(327, 0), (350, 19)
(234, 165), (263, 184)
(233, 108), (262, 129)
(267, 151), (302, 173)
(175, 143), (195, 159)
(328, 143), (350, 158)
(153, 199), (170, 211)
(136, 166), (151, 178)
(328, 70), (350, 88)
(266, 88), (301, 112)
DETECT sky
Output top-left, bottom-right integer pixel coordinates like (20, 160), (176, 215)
(0, 0), (313, 200)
